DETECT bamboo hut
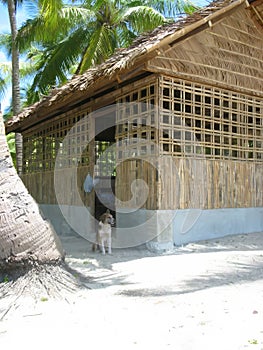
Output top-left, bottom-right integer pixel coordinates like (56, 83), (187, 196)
(6, 0), (263, 250)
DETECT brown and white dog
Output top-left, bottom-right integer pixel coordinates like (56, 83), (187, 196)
(92, 210), (114, 254)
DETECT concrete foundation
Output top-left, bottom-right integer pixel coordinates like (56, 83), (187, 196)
(39, 204), (263, 251)
(40, 204), (94, 239)
(173, 207), (263, 246)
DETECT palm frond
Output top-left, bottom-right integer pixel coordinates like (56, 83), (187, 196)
(88, 0), (109, 12)
(121, 6), (166, 34)
(28, 27), (90, 95)
(6, 132), (16, 154)
(0, 61), (12, 99)
(143, 0), (200, 17)
(61, 6), (95, 23)
(0, 34), (12, 57)
(78, 24), (118, 73)
(0, 76), (6, 98)
(17, 17), (50, 52)
(17, 5), (95, 53)
(0, 62), (12, 76)
(38, 0), (64, 28)
(19, 60), (37, 80)
(117, 23), (136, 47)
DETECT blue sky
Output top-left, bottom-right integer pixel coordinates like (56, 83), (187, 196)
(0, 2), (12, 113)
(0, 2), (29, 112)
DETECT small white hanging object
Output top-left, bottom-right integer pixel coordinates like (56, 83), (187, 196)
(83, 173), (94, 193)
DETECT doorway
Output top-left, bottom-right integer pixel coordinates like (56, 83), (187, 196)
(94, 110), (116, 222)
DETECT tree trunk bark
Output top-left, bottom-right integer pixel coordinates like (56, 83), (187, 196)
(0, 4), (83, 304)
(7, 0), (23, 176)
(15, 132), (23, 175)
(0, 112), (64, 271)
(0, 112), (78, 309)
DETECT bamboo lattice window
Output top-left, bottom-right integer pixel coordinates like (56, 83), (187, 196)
(116, 82), (157, 160)
(94, 141), (116, 177)
(160, 77), (263, 161)
(23, 109), (90, 173)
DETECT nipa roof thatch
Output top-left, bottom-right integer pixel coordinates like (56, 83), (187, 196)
(6, 0), (263, 132)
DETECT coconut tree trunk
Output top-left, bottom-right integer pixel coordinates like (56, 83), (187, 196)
(0, 111), (64, 271)
(7, 0), (23, 175)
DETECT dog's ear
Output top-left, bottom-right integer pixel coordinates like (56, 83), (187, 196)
(106, 209), (110, 214)
(99, 213), (106, 222)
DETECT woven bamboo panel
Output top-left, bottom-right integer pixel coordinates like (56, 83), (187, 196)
(249, 0), (263, 32)
(157, 158), (263, 210)
(115, 74), (263, 210)
(115, 158), (158, 210)
(21, 165), (92, 207)
(115, 76), (159, 210)
(21, 72), (263, 212)
(147, 4), (263, 97)
(116, 77), (159, 162)
(115, 155), (263, 210)
(158, 76), (263, 162)
(23, 107), (90, 174)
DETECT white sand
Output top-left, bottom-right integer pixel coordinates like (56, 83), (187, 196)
(1, 232), (263, 350)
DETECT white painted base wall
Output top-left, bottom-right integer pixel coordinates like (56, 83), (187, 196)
(39, 204), (263, 251)
(173, 207), (263, 245)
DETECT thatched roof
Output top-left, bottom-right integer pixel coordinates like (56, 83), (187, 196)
(6, 0), (263, 132)
(249, 0), (263, 29)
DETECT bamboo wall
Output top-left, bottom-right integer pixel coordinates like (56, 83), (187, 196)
(115, 75), (263, 210)
(158, 76), (263, 161)
(21, 73), (263, 213)
(22, 107), (90, 173)
(22, 155), (263, 210)
(158, 157), (263, 209)
(114, 157), (263, 210)
(115, 77), (159, 210)
(115, 159), (158, 210)
(22, 166), (92, 207)
(22, 105), (93, 208)
(147, 4), (263, 98)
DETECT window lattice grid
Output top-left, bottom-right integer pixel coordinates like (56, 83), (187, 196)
(116, 83), (157, 160)
(94, 141), (116, 177)
(160, 77), (263, 161)
(23, 110), (90, 173)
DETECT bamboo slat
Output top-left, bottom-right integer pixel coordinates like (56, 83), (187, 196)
(21, 71), (263, 213)
(158, 76), (263, 162)
(147, 7), (263, 98)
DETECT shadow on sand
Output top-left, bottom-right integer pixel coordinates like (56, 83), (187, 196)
(61, 233), (263, 297)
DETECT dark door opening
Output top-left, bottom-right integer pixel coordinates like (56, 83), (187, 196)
(94, 112), (116, 222)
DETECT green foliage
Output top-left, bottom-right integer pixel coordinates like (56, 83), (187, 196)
(0, 60), (12, 100)
(1, 0), (201, 108)
(0, 275), (9, 283)
(40, 296), (48, 302)
(6, 132), (16, 167)
(144, 0), (199, 16)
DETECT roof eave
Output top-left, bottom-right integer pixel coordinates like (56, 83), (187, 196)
(5, 0), (249, 133)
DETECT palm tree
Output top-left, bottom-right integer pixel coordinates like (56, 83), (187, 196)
(16, 0), (198, 102)
(0, 61), (11, 98)
(0, 74), (7, 98)
(0, 110), (79, 301)
(0, 3), (75, 292)
(0, 111), (64, 271)
(0, 112), (81, 301)
(4, 0), (23, 175)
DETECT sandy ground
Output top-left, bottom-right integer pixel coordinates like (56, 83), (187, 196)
(1, 232), (263, 350)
